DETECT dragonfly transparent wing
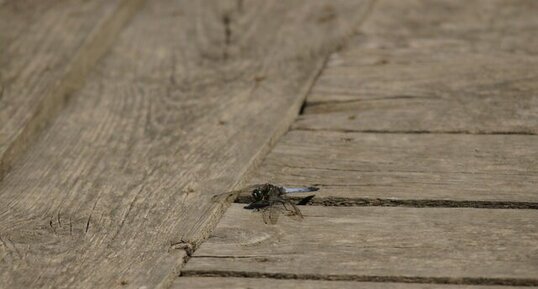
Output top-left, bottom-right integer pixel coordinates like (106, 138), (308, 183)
(260, 199), (303, 224)
(211, 191), (235, 202)
(282, 186), (319, 193)
(261, 205), (281, 225)
(211, 187), (252, 203)
(282, 199), (303, 221)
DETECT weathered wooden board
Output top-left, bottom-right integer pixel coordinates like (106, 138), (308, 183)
(0, 1), (374, 288)
(294, 53), (538, 134)
(173, 277), (537, 289)
(293, 0), (538, 133)
(351, 0), (538, 56)
(183, 204), (538, 284)
(248, 130), (538, 203)
(0, 0), (145, 180)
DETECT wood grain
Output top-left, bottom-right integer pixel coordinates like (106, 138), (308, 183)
(0, 0), (145, 180)
(0, 1), (374, 288)
(180, 1), (538, 287)
(295, 53), (538, 134)
(349, 0), (538, 56)
(173, 277), (537, 289)
(183, 204), (538, 283)
(293, 0), (538, 133)
(249, 130), (538, 203)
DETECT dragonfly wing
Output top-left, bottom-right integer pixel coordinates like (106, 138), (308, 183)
(211, 185), (264, 203)
(261, 208), (272, 224)
(261, 206), (281, 225)
(269, 205), (281, 224)
(282, 186), (319, 193)
(282, 200), (303, 221)
(211, 190), (238, 202)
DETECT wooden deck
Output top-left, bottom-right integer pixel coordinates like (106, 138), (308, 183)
(1, 0), (537, 288)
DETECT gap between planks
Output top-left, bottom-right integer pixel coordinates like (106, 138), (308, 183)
(234, 195), (538, 210)
(292, 127), (538, 136)
(180, 271), (538, 287)
(175, 277), (538, 289)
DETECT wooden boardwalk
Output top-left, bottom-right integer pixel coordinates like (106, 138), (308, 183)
(1, 0), (537, 288)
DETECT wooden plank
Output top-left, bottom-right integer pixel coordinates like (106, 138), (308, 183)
(0, 0), (145, 180)
(0, 1), (374, 288)
(248, 130), (538, 203)
(350, 0), (538, 56)
(173, 277), (537, 289)
(183, 204), (538, 285)
(294, 53), (538, 134)
(293, 0), (538, 133)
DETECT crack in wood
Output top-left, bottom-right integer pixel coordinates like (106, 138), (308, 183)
(235, 195), (538, 209)
(49, 218), (57, 235)
(85, 199), (99, 234)
(69, 217), (73, 236)
(85, 214), (92, 234)
(222, 13), (232, 60)
(292, 127), (538, 135)
(180, 270), (538, 286)
(306, 94), (439, 108)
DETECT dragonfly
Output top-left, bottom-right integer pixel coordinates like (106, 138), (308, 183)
(212, 183), (318, 225)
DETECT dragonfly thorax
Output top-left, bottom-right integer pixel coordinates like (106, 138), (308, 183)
(251, 183), (284, 201)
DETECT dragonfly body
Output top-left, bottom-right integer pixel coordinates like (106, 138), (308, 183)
(212, 183), (318, 224)
(242, 183), (318, 224)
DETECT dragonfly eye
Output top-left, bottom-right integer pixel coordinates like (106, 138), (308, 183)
(252, 189), (261, 199)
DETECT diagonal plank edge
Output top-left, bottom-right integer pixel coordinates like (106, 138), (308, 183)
(0, 0), (146, 181)
(0, 1), (374, 288)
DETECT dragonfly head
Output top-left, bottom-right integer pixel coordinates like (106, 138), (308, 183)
(252, 188), (263, 200)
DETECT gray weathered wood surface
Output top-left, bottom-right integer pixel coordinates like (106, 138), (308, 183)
(177, 0), (538, 288)
(173, 277), (538, 289)
(0, 0), (144, 180)
(183, 205), (538, 284)
(353, 0), (538, 56)
(250, 130), (538, 203)
(0, 1), (373, 288)
(294, 0), (538, 134)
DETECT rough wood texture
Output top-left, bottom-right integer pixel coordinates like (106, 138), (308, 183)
(180, 1), (538, 287)
(0, 1), (374, 288)
(183, 205), (538, 284)
(249, 130), (538, 203)
(295, 53), (538, 134)
(353, 0), (538, 56)
(293, 0), (538, 134)
(173, 277), (537, 289)
(0, 0), (145, 180)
